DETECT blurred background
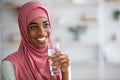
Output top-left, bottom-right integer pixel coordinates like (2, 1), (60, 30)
(0, 0), (120, 80)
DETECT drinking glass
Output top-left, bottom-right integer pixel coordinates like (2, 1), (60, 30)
(48, 42), (61, 76)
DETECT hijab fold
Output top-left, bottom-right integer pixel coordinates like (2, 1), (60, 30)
(4, 2), (61, 80)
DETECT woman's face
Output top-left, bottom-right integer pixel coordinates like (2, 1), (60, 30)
(28, 17), (50, 48)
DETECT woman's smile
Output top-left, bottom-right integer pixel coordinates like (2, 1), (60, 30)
(36, 36), (47, 44)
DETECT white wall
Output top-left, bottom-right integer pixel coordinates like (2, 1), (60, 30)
(1, 0), (120, 80)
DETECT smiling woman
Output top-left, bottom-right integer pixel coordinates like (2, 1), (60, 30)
(28, 17), (50, 48)
(1, 1), (70, 80)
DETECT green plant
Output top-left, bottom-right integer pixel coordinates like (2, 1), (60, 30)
(69, 25), (87, 36)
(113, 10), (120, 20)
(68, 25), (87, 40)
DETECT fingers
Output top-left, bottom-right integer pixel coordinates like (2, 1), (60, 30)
(50, 51), (69, 68)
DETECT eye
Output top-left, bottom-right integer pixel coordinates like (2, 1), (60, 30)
(29, 26), (38, 30)
(43, 23), (50, 28)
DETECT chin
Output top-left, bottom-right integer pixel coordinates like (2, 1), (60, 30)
(36, 43), (47, 49)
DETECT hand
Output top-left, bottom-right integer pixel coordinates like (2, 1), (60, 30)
(50, 51), (70, 73)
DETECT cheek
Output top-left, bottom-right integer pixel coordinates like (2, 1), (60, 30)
(47, 30), (51, 37)
(28, 31), (35, 39)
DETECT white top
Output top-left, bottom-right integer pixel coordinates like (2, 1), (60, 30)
(1, 60), (16, 80)
(1, 60), (71, 80)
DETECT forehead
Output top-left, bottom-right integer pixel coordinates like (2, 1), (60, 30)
(30, 17), (48, 23)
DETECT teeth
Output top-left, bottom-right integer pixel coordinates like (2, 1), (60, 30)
(37, 37), (46, 41)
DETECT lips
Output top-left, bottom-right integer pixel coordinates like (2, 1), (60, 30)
(37, 37), (46, 41)
(36, 37), (47, 44)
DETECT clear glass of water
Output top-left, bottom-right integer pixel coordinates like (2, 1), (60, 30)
(48, 42), (61, 76)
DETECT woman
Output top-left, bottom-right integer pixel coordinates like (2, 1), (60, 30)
(1, 2), (69, 80)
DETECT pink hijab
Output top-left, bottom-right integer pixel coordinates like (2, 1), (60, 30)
(4, 2), (61, 80)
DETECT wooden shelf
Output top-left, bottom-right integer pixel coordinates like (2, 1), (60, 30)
(71, 61), (120, 67)
(105, 20), (120, 25)
(60, 41), (98, 46)
(1, 23), (18, 28)
(51, 2), (98, 8)
(104, 62), (120, 67)
(53, 20), (98, 26)
(1, 41), (20, 48)
(71, 61), (99, 66)
(105, 0), (120, 2)
(105, 0), (120, 5)
(104, 40), (120, 44)
(0, 40), (98, 48)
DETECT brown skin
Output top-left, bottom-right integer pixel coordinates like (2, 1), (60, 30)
(28, 17), (70, 80)
(50, 51), (69, 80)
(27, 17), (50, 48)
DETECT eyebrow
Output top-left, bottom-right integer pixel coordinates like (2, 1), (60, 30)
(29, 20), (49, 25)
(43, 20), (49, 23)
(29, 22), (37, 25)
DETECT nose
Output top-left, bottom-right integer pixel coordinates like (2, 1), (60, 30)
(37, 26), (45, 35)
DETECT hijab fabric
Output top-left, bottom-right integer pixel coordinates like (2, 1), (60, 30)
(4, 2), (61, 80)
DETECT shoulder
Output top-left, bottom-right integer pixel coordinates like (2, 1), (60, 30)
(1, 60), (16, 80)
(3, 52), (20, 64)
(1, 60), (15, 73)
(1, 60), (14, 68)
